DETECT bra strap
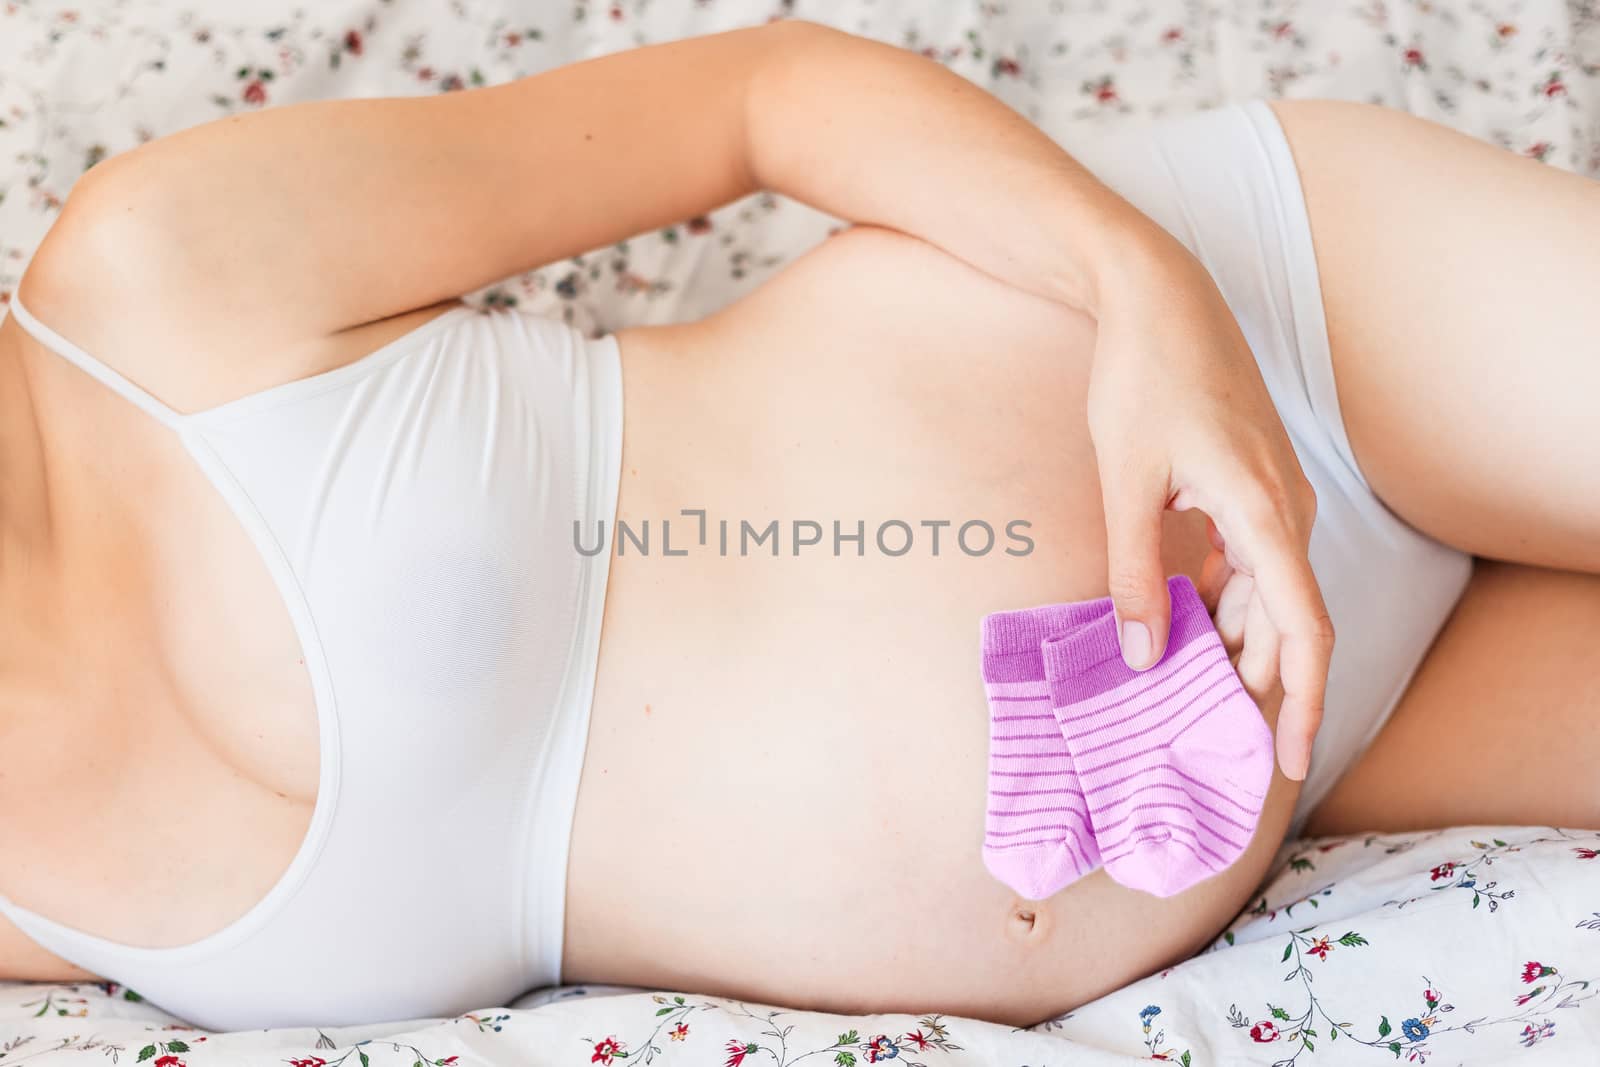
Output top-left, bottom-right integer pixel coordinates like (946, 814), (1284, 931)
(8, 283), (187, 429)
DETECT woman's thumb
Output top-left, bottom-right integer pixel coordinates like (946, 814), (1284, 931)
(1101, 469), (1172, 671)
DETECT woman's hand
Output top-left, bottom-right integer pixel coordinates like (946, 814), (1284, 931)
(1085, 236), (1334, 782)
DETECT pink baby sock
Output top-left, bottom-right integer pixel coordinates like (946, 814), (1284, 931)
(1041, 574), (1273, 898)
(979, 601), (1107, 900)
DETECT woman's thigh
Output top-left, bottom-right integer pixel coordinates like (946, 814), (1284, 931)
(1308, 559), (1600, 836)
(1270, 100), (1600, 573)
(1270, 100), (1600, 832)
(571, 224), (1299, 1028)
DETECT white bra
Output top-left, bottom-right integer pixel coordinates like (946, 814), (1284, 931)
(1, 285), (623, 1030)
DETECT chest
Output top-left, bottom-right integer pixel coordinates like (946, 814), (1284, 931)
(0, 298), (598, 999)
(0, 388), (319, 948)
(3, 300), (591, 968)
(152, 428), (322, 800)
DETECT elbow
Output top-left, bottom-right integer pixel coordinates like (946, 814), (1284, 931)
(755, 17), (865, 73)
(742, 18), (859, 191)
(763, 16), (847, 48)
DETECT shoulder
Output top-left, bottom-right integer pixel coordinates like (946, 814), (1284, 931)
(17, 154), (458, 416)
(15, 154), (291, 413)
(21, 143), (231, 336)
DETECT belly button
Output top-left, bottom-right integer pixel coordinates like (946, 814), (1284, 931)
(1006, 899), (1049, 942)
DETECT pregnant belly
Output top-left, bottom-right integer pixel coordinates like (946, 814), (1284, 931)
(561, 229), (1255, 1024)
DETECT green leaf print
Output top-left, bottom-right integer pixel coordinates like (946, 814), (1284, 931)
(1378, 1015), (1391, 1037)
(137, 1047), (157, 1063)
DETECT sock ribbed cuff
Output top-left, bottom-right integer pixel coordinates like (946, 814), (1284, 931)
(1040, 574), (1215, 702)
(980, 597), (1114, 684)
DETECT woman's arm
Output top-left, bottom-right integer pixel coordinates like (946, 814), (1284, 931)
(39, 18), (1331, 778)
(48, 19), (1152, 354)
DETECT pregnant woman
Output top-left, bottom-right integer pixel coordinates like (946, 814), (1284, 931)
(1, 20), (1596, 1032)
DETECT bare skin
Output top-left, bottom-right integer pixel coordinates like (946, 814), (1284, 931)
(568, 226), (1297, 1026)
(0, 80), (1595, 1029)
(564, 98), (1600, 1017)
(1282, 99), (1600, 833)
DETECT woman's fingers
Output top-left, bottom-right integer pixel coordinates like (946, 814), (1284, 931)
(1205, 533), (1282, 702)
(1213, 570), (1251, 657)
(1220, 482), (1334, 782)
(1236, 585), (1282, 704)
(1196, 520), (1232, 614)
(1095, 450), (1174, 672)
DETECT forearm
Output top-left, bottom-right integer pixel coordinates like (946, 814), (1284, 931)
(62, 19), (1178, 344)
(745, 22), (1184, 313)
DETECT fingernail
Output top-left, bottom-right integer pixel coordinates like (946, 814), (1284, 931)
(1121, 619), (1153, 670)
(1280, 744), (1308, 781)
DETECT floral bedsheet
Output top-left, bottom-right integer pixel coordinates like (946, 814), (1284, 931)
(4, 826), (1598, 1065)
(4, 0), (1600, 1064)
(3, 0), (1600, 325)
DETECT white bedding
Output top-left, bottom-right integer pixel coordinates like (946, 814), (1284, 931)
(4, 0), (1599, 1063)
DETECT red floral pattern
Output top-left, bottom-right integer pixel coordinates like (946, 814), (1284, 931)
(2, 828), (1598, 1066)
(1, 3), (1599, 1064)
(4, 0), (1600, 322)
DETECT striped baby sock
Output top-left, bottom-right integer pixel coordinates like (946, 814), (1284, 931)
(979, 600), (1107, 900)
(1041, 575), (1273, 898)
